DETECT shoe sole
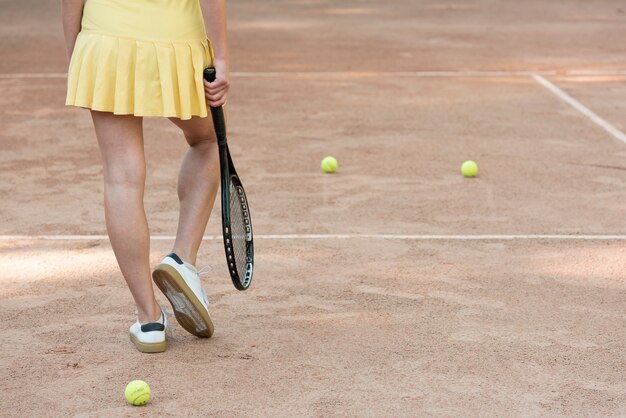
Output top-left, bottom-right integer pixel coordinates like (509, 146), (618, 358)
(130, 333), (167, 353)
(152, 264), (214, 338)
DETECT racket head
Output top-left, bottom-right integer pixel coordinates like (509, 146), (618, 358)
(222, 174), (254, 290)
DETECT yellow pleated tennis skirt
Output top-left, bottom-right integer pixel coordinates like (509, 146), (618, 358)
(66, 0), (214, 120)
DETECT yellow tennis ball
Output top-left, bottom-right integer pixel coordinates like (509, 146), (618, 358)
(321, 156), (338, 173)
(125, 380), (151, 406)
(461, 160), (478, 177)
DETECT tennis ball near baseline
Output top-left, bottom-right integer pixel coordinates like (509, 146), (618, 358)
(125, 380), (151, 406)
(321, 156), (338, 173)
(461, 160), (478, 177)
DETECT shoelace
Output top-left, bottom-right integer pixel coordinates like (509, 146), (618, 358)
(197, 265), (212, 277)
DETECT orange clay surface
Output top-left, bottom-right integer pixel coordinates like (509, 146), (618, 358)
(1, 0), (626, 416)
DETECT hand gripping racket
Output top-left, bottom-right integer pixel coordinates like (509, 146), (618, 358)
(203, 67), (254, 290)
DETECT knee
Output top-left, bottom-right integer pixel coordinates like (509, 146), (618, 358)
(103, 160), (146, 188)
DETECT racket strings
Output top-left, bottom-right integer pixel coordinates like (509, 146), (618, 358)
(229, 183), (250, 281)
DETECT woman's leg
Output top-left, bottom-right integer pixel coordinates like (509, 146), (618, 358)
(90, 110), (161, 324)
(167, 116), (220, 266)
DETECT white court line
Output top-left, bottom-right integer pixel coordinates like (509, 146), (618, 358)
(567, 69), (626, 76)
(1, 234), (625, 241)
(532, 74), (626, 146)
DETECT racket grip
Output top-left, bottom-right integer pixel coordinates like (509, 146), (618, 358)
(203, 67), (227, 140)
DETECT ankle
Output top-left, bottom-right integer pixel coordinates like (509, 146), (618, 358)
(170, 248), (196, 266)
(137, 304), (162, 324)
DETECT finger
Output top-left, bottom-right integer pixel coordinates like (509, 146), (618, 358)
(205, 87), (227, 100)
(205, 91), (228, 103)
(207, 88), (227, 99)
(204, 82), (229, 95)
(207, 97), (227, 107)
(203, 78), (229, 90)
(204, 84), (229, 97)
(207, 96), (226, 106)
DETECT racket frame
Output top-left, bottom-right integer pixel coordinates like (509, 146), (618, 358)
(203, 67), (254, 290)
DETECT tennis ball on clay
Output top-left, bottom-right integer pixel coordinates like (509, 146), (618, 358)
(125, 380), (151, 406)
(321, 156), (338, 173)
(461, 160), (478, 177)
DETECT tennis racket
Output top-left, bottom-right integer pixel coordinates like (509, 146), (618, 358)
(203, 67), (254, 291)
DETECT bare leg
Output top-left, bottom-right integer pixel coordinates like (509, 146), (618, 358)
(167, 116), (220, 266)
(90, 111), (160, 323)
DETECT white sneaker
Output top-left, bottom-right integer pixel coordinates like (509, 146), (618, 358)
(152, 253), (214, 338)
(129, 308), (171, 353)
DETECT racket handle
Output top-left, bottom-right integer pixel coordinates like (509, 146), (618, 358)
(203, 67), (227, 141)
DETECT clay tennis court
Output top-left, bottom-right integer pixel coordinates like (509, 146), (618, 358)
(2, 0), (626, 416)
